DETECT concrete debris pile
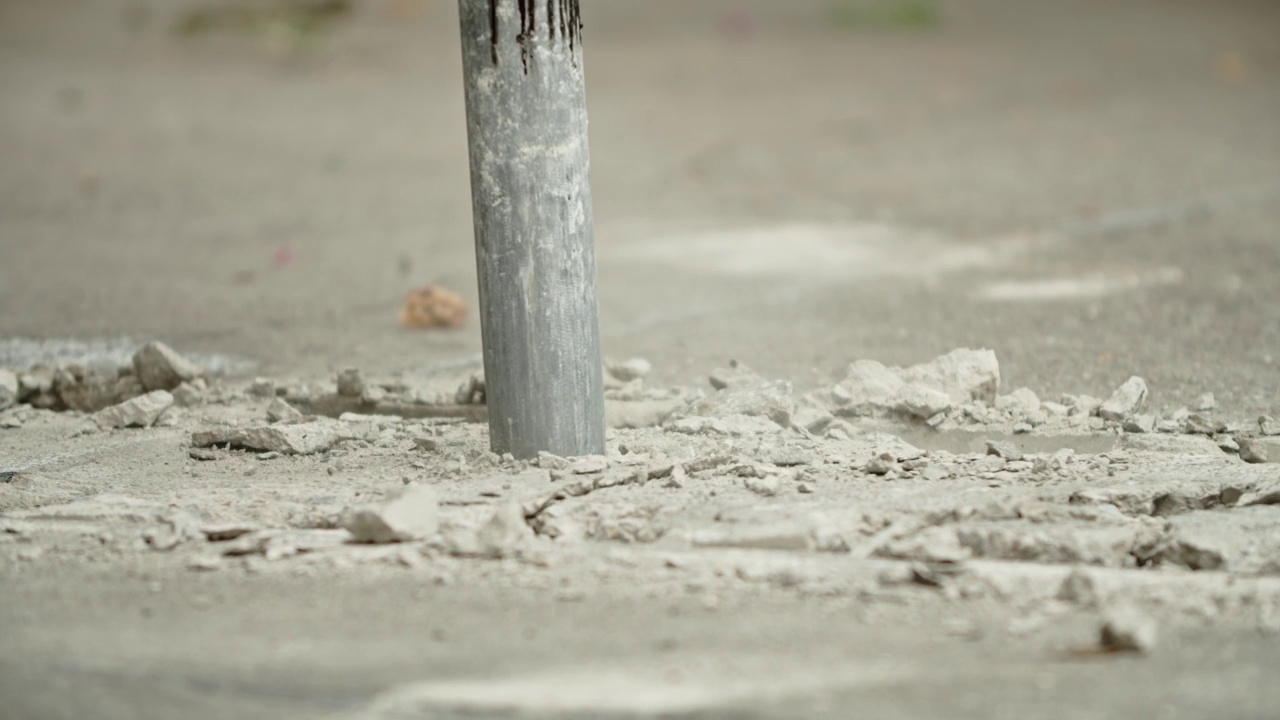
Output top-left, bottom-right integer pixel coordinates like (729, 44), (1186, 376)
(4, 345), (1280, 643)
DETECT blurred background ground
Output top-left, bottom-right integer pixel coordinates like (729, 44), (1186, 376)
(2, 0), (1278, 416)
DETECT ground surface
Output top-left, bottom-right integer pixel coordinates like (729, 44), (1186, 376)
(2, 0), (1280, 718)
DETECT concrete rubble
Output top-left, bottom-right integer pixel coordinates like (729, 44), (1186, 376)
(343, 486), (439, 543)
(3, 341), (1280, 664)
(93, 390), (174, 429)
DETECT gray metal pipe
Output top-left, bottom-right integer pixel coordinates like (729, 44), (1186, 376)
(457, 0), (605, 459)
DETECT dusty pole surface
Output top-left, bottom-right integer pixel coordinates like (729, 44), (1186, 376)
(458, 0), (605, 459)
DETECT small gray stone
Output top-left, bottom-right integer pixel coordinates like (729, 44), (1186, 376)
(985, 440), (1023, 461)
(1184, 414), (1225, 436)
(864, 454), (895, 475)
(1260, 416), (1280, 436)
(791, 406), (833, 434)
(1009, 387), (1042, 415)
(921, 464), (950, 481)
(569, 455), (609, 474)
(171, 380), (206, 408)
(744, 475), (781, 496)
(1041, 401), (1069, 417)
(191, 419), (349, 455)
(132, 342), (202, 392)
(476, 503), (534, 558)
(1156, 419), (1181, 433)
(894, 384), (953, 420)
(1123, 414), (1156, 434)
(607, 358), (652, 382)
(250, 378), (275, 398)
(266, 397), (303, 423)
(1193, 392), (1216, 411)
(336, 368), (364, 397)
(1099, 377), (1148, 422)
(896, 348), (1001, 404)
(343, 486), (439, 544)
(1100, 607), (1158, 653)
(94, 390), (174, 429)
(973, 454), (1006, 473)
(1238, 438), (1268, 464)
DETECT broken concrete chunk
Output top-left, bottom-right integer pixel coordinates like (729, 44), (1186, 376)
(1260, 416), (1280, 436)
(476, 503), (534, 558)
(191, 419), (349, 455)
(569, 456), (609, 474)
(897, 348), (1001, 404)
(1119, 434), (1224, 456)
(1193, 392), (1216, 411)
(55, 365), (142, 413)
(132, 342), (203, 392)
(1099, 377), (1148, 422)
(893, 384), (952, 420)
(836, 360), (904, 412)
(1041, 401), (1069, 417)
(1100, 607), (1158, 653)
(250, 378), (275, 398)
(0, 369), (17, 410)
(1184, 414), (1226, 436)
(343, 486), (439, 544)
(985, 440), (1023, 462)
(94, 390), (173, 429)
(1123, 414), (1156, 434)
(1238, 438), (1269, 464)
(865, 453), (896, 475)
(171, 380), (206, 408)
(690, 379), (794, 428)
(607, 358), (652, 382)
(744, 475), (782, 496)
(336, 368), (364, 397)
(791, 406), (833, 434)
(266, 397), (303, 423)
(1009, 387), (1041, 415)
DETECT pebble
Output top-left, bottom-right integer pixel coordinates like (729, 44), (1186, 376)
(1041, 401), (1069, 417)
(266, 397), (303, 423)
(132, 342), (203, 392)
(1098, 377), (1148, 422)
(894, 384), (953, 420)
(864, 454), (895, 475)
(1100, 607), (1158, 653)
(336, 368), (364, 398)
(569, 456), (609, 474)
(921, 464), (950, 481)
(1122, 414), (1156, 434)
(476, 503), (534, 558)
(1184, 414), (1225, 436)
(1194, 392), (1216, 411)
(744, 475), (781, 496)
(1238, 438), (1268, 464)
(172, 380), (206, 408)
(343, 486), (439, 543)
(985, 440), (1023, 461)
(1260, 416), (1280, 436)
(250, 378), (275, 398)
(94, 390), (174, 429)
(608, 358), (652, 382)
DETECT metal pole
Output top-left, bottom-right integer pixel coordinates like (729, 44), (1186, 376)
(457, 0), (605, 459)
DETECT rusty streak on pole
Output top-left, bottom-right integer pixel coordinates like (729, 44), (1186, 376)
(458, 0), (605, 459)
